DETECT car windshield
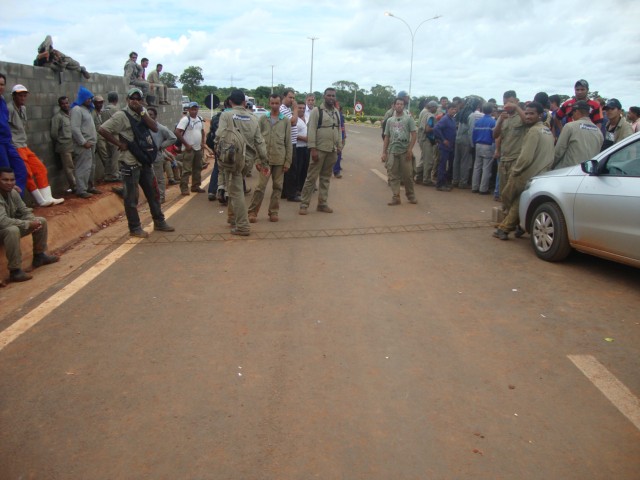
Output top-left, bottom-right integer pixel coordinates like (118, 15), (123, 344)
(603, 139), (640, 176)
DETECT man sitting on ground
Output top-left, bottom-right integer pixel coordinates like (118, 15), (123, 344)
(0, 167), (59, 283)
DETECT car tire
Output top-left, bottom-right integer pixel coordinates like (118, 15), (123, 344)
(530, 202), (572, 262)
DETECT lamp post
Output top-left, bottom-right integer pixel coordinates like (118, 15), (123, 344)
(384, 12), (441, 111)
(308, 36), (319, 94)
(270, 65), (275, 94)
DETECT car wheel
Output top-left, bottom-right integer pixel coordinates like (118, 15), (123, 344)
(530, 202), (572, 262)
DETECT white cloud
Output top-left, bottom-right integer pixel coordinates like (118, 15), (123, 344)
(0, 0), (638, 106)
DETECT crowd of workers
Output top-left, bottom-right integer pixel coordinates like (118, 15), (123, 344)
(1, 47), (637, 287)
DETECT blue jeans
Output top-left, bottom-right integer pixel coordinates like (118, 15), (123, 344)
(121, 163), (165, 232)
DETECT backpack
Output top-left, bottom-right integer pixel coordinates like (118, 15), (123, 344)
(124, 111), (157, 166)
(206, 112), (222, 150)
(214, 116), (246, 171)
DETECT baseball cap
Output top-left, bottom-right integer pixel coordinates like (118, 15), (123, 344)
(127, 87), (144, 98)
(603, 98), (622, 110)
(427, 100), (438, 107)
(188, 101), (199, 108)
(575, 79), (589, 89)
(573, 100), (591, 112)
(11, 84), (28, 94)
(93, 95), (104, 102)
(397, 90), (409, 98)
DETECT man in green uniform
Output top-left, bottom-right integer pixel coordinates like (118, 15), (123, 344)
(98, 88), (174, 238)
(493, 102), (554, 240)
(299, 87), (342, 215)
(34, 35), (90, 79)
(147, 64), (170, 105)
(50, 96), (76, 192)
(492, 90), (526, 204)
(0, 167), (59, 283)
(416, 100), (438, 185)
(248, 94), (292, 223)
(123, 52), (150, 101)
(552, 100), (603, 170)
(382, 97), (418, 205)
(216, 89), (268, 236)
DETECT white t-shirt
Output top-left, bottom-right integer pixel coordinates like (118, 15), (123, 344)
(177, 114), (204, 151)
(296, 117), (308, 147)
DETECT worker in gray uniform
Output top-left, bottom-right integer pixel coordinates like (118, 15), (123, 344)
(552, 100), (603, 170)
(216, 89), (267, 236)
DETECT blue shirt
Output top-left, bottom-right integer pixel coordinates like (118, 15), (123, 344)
(433, 114), (456, 150)
(472, 114), (496, 146)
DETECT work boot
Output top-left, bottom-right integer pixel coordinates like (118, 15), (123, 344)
(10, 269), (33, 282)
(190, 186), (205, 193)
(269, 213), (279, 222)
(154, 221), (175, 232)
(230, 228), (250, 237)
(248, 212), (257, 223)
(32, 252), (60, 269)
(388, 196), (401, 206)
(146, 95), (158, 107)
(130, 229), (149, 239)
(493, 228), (509, 241)
(407, 197), (418, 204)
(299, 206), (308, 215)
(316, 205), (333, 213)
(515, 225), (525, 238)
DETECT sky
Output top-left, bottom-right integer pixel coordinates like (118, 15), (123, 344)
(1, 0), (639, 108)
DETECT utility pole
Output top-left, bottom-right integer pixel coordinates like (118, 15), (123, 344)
(308, 37), (319, 94)
(270, 65), (275, 94)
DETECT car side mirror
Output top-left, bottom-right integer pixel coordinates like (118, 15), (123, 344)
(581, 159), (599, 175)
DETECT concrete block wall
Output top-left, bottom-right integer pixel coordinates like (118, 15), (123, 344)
(0, 60), (184, 196)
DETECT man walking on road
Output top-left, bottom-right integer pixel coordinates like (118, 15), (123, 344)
(299, 87), (342, 215)
(248, 94), (292, 223)
(382, 97), (418, 206)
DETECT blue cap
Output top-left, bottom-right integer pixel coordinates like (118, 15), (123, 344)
(188, 101), (199, 108)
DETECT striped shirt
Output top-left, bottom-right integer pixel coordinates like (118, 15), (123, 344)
(279, 104), (298, 144)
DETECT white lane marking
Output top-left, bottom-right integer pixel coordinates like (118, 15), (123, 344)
(371, 168), (388, 182)
(0, 176), (211, 353)
(568, 354), (640, 431)
(370, 168), (407, 192)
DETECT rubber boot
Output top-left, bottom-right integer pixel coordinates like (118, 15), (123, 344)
(40, 186), (65, 205)
(30, 189), (53, 207)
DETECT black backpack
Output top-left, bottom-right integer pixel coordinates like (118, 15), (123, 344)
(124, 111), (157, 166)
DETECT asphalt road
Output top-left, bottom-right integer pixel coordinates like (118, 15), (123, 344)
(1, 124), (639, 479)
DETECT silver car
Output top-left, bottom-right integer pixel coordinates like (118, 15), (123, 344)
(519, 131), (640, 268)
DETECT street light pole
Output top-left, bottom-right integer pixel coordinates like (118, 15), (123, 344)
(270, 65), (275, 94)
(384, 12), (441, 111)
(308, 36), (319, 94)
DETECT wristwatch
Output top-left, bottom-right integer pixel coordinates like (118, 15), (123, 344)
(140, 109), (146, 116)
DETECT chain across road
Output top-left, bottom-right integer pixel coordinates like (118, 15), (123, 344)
(92, 219), (495, 245)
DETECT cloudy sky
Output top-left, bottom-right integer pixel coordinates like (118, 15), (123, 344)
(1, 0), (639, 107)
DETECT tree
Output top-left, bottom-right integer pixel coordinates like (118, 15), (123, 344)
(179, 66), (204, 97)
(159, 72), (178, 88)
